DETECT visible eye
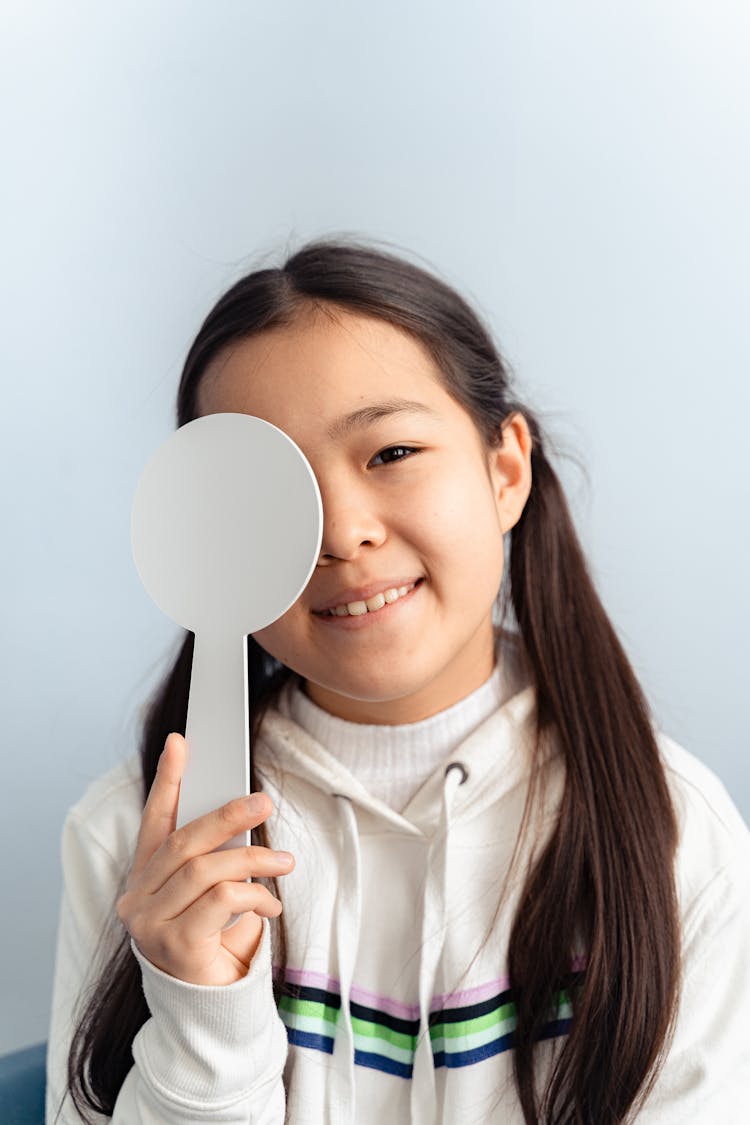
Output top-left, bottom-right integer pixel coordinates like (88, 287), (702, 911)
(369, 445), (420, 467)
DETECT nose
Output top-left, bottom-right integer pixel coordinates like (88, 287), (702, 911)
(316, 482), (387, 563)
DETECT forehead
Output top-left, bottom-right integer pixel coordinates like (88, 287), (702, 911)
(196, 308), (450, 422)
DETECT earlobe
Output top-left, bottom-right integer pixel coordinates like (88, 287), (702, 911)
(490, 412), (533, 534)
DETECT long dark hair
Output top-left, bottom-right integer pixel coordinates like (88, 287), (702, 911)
(67, 236), (680, 1124)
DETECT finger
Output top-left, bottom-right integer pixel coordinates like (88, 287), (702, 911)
(131, 733), (185, 879)
(150, 846), (294, 921)
(134, 791), (275, 895)
(176, 879), (283, 941)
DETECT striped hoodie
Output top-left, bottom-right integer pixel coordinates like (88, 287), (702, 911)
(47, 654), (750, 1122)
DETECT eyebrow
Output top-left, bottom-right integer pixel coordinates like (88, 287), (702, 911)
(326, 398), (441, 441)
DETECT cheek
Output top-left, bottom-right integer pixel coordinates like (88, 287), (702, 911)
(250, 623), (282, 663)
(251, 607), (304, 666)
(412, 465), (494, 543)
(437, 474), (505, 582)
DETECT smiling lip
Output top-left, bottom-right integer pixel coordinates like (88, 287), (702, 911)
(312, 578), (423, 615)
(311, 579), (423, 628)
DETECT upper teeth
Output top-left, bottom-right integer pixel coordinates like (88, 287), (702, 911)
(324, 582), (417, 616)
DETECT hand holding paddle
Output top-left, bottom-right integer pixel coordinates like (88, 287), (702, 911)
(116, 731), (296, 985)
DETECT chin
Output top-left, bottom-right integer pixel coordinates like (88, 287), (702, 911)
(317, 681), (409, 706)
(316, 670), (434, 710)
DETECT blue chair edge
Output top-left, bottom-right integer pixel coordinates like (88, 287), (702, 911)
(0, 1041), (47, 1124)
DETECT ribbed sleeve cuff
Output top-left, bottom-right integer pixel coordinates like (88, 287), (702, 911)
(130, 918), (287, 1108)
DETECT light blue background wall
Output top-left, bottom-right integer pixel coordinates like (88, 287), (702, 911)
(1, 0), (748, 1054)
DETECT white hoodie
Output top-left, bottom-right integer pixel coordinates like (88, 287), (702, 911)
(47, 631), (750, 1123)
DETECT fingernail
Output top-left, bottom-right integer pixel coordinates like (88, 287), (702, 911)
(275, 851), (293, 867)
(245, 793), (267, 814)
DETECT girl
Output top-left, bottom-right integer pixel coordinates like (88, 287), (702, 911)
(47, 238), (749, 1124)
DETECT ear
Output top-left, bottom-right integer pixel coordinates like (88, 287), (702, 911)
(486, 412), (533, 534)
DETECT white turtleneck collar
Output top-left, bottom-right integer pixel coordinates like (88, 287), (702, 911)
(285, 633), (513, 814)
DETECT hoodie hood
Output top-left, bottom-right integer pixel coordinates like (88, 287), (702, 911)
(254, 628), (551, 838)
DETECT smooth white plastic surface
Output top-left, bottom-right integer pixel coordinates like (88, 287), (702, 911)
(131, 413), (323, 923)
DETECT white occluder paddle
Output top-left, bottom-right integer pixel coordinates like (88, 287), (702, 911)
(131, 412), (323, 925)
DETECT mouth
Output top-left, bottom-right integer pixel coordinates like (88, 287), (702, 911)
(312, 578), (425, 627)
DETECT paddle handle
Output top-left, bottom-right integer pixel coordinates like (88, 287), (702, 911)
(180, 630), (251, 929)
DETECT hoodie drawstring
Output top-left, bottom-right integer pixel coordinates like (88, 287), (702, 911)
(410, 762), (466, 1125)
(332, 764), (466, 1125)
(332, 793), (361, 1123)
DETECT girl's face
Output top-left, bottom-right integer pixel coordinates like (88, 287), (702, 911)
(197, 307), (531, 724)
